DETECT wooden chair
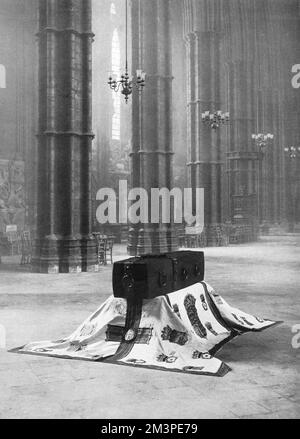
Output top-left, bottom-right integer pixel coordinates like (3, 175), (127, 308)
(6, 231), (21, 256)
(229, 226), (238, 244)
(93, 233), (107, 265)
(20, 230), (32, 265)
(98, 238), (107, 265)
(197, 231), (207, 248)
(185, 234), (198, 248)
(105, 236), (114, 264)
(178, 235), (186, 248)
(184, 235), (191, 248)
(215, 224), (224, 246)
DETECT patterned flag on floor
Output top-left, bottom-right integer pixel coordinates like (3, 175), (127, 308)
(12, 282), (281, 377)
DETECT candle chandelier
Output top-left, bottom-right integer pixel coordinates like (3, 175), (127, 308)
(284, 146), (300, 159)
(252, 133), (274, 150)
(108, 0), (146, 103)
(201, 111), (230, 129)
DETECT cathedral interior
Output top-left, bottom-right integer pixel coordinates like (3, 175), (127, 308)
(0, 0), (299, 420)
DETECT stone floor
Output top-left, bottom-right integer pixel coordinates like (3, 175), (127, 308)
(0, 235), (299, 419)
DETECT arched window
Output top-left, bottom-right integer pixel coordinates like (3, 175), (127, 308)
(111, 29), (120, 140)
(0, 65), (6, 89)
(112, 29), (120, 76)
(110, 3), (116, 15)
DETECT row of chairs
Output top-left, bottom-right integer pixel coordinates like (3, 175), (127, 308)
(0, 230), (32, 264)
(92, 233), (114, 265)
(20, 231), (32, 264)
(179, 223), (258, 248)
(1, 231), (115, 267)
(178, 224), (229, 248)
(229, 225), (258, 244)
(19, 232), (115, 266)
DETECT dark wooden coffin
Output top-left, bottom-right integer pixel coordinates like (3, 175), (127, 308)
(112, 251), (205, 300)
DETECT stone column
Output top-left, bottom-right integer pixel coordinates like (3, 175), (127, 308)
(267, 0), (300, 228)
(32, 0), (97, 273)
(183, 0), (227, 246)
(128, 0), (178, 255)
(225, 0), (259, 242)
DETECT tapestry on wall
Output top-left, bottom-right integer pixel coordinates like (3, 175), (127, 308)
(12, 282), (281, 377)
(0, 159), (25, 233)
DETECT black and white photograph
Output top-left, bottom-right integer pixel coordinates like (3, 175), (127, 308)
(0, 0), (299, 422)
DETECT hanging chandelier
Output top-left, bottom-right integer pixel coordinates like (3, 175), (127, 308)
(252, 133), (274, 151)
(108, 0), (146, 103)
(284, 146), (300, 159)
(201, 111), (230, 129)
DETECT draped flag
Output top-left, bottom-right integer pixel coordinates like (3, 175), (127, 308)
(12, 282), (280, 377)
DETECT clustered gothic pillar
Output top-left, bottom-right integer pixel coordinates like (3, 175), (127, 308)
(224, 0), (259, 242)
(254, 0), (284, 227)
(128, 0), (178, 255)
(183, 0), (227, 246)
(269, 0), (300, 228)
(181, 0), (300, 240)
(226, 55), (258, 238)
(225, 0), (299, 236)
(32, 0), (97, 273)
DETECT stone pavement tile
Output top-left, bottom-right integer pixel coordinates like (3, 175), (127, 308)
(209, 386), (282, 405)
(269, 383), (300, 401)
(0, 236), (299, 419)
(56, 400), (97, 419)
(0, 368), (41, 387)
(119, 399), (234, 419)
(28, 367), (75, 384)
(44, 377), (164, 406)
(157, 392), (235, 418)
(228, 400), (271, 417)
(268, 406), (300, 419)
(257, 396), (300, 413)
(134, 372), (198, 392)
(5, 382), (51, 399)
(0, 382), (57, 418)
(69, 366), (111, 382)
(0, 384), (23, 402)
(252, 373), (298, 388)
(59, 397), (235, 419)
(64, 360), (134, 383)
(45, 380), (112, 402)
(179, 371), (278, 404)
(238, 406), (300, 419)
(179, 372), (259, 394)
(124, 375), (234, 416)
(26, 357), (75, 368)
(247, 364), (299, 387)
(1, 395), (64, 419)
(43, 374), (218, 419)
(0, 351), (29, 367)
(155, 384), (216, 401)
(75, 362), (192, 392)
(155, 383), (285, 417)
(58, 398), (148, 419)
(1, 353), (75, 385)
